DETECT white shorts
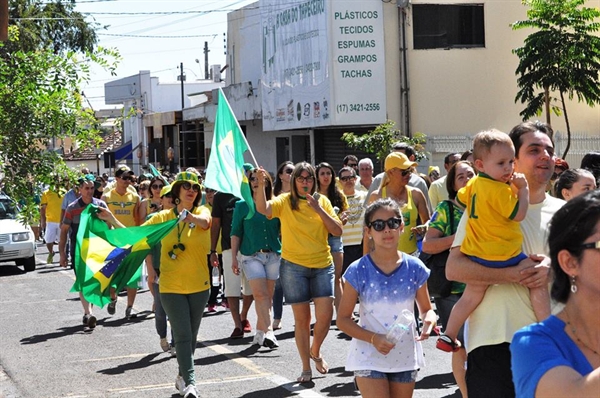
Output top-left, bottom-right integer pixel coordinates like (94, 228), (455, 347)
(222, 249), (252, 297)
(45, 222), (61, 244)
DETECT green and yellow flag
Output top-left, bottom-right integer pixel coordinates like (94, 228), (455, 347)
(204, 88), (255, 218)
(71, 205), (178, 307)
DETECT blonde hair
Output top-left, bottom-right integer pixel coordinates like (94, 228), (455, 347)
(472, 129), (513, 160)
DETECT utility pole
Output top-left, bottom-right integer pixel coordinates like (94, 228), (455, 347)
(0, 0), (8, 42)
(203, 41), (209, 79)
(179, 62), (184, 109)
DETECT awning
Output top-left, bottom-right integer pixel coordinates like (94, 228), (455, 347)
(113, 141), (133, 161)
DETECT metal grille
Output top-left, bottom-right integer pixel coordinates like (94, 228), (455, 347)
(0, 234), (9, 244)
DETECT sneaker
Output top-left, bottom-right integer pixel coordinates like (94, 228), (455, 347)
(169, 344), (177, 357)
(252, 330), (265, 346)
(241, 319), (252, 333)
(220, 300), (229, 310)
(46, 252), (54, 264)
(107, 298), (117, 315)
(263, 331), (279, 349)
(272, 319), (282, 330)
(160, 338), (170, 352)
(207, 304), (217, 313)
(82, 314), (96, 333)
(125, 306), (137, 319)
(183, 384), (198, 398)
(230, 327), (244, 339)
(175, 375), (185, 396)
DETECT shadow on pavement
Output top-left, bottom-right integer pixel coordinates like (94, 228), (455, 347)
(97, 352), (172, 375)
(416, 371), (460, 395)
(20, 324), (93, 345)
(240, 381), (316, 398)
(0, 265), (26, 277)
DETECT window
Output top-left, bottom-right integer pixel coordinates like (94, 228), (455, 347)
(413, 4), (485, 50)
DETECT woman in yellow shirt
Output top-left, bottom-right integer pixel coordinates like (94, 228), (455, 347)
(255, 162), (343, 383)
(100, 172), (211, 398)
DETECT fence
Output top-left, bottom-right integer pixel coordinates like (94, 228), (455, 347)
(423, 132), (600, 173)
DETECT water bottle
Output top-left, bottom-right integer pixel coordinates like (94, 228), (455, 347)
(211, 266), (220, 287)
(385, 309), (414, 344)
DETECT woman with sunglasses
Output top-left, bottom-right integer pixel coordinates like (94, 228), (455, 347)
(368, 153), (430, 256)
(99, 171), (211, 398)
(137, 176), (166, 223)
(272, 161), (294, 329)
(316, 162), (349, 314)
(510, 190), (600, 398)
(338, 198), (436, 398)
(231, 169), (282, 348)
(255, 162), (342, 383)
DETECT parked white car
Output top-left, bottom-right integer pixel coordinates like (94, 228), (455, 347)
(0, 194), (37, 272)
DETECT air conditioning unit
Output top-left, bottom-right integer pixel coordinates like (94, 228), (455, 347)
(211, 64), (221, 82)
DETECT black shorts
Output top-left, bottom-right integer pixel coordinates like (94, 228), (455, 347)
(466, 343), (515, 398)
(342, 244), (363, 274)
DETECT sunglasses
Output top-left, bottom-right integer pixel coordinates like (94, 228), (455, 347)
(284, 168), (294, 175)
(579, 240), (600, 251)
(296, 176), (314, 183)
(181, 182), (200, 192)
(121, 176), (134, 182)
(368, 217), (402, 232)
(249, 176), (259, 182)
(151, 184), (164, 190)
(205, 188), (216, 194)
(401, 169), (412, 176)
(347, 163), (358, 168)
(340, 175), (356, 182)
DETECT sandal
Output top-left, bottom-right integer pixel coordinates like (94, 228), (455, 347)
(436, 334), (462, 353)
(297, 370), (312, 383)
(310, 352), (329, 374)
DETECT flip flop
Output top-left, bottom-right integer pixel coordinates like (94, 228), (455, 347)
(310, 353), (329, 374)
(297, 370), (312, 383)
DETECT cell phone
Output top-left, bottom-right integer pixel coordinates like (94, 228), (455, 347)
(312, 192), (321, 201)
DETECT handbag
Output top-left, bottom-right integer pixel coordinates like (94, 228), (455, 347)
(419, 200), (456, 298)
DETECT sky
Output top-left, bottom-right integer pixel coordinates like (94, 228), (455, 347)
(75, 0), (257, 110)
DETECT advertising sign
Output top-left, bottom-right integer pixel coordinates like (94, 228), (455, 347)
(260, 0), (386, 131)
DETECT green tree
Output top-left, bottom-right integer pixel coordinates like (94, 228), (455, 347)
(0, 26), (119, 224)
(3, 0), (101, 56)
(512, 0), (600, 159)
(341, 120), (428, 168)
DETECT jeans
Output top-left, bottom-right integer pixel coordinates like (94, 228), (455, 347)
(273, 277), (284, 320)
(279, 258), (334, 304)
(160, 290), (210, 386)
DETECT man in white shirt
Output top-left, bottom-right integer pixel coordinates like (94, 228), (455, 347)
(446, 121), (564, 398)
(428, 152), (461, 208)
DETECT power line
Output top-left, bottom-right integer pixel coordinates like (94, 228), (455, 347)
(98, 32), (218, 38)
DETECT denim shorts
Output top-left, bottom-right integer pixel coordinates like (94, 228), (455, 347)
(279, 258), (334, 304)
(240, 252), (281, 281)
(328, 235), (344, 253)
(354, 369), (418, 384)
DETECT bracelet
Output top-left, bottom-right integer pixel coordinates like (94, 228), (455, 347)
(209, 250), (217, 254)
(370, 333), (376, 345)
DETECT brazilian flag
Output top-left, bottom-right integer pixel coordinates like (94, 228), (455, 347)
(71, 205), (178, 307)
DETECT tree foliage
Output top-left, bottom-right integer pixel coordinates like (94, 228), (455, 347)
(2, 0), (101, 56)
(512, 0), (600, 158)
(0, 26), (119, 224)
(341, 120), (428, 168)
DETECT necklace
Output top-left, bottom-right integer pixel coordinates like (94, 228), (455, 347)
(564, 307), (599, 356)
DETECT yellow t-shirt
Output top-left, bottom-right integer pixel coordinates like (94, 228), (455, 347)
(457, 174), (522, 261)
(103, 189), (139, 227)
(144, 206), (212, 294)
(269, 193), (336, 268)
(41, 190), (64, 223)
(382, 186), (418, 254)
(452, 195), (564, 353)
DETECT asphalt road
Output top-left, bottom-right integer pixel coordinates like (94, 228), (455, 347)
(0, 242), (461, 398)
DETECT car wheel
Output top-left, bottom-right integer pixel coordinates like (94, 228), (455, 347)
(23, 256), (36, 272)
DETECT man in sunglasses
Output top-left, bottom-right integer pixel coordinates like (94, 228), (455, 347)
(101, 165), (142, 319)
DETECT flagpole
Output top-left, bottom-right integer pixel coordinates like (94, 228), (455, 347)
(218, 88), (259, 168)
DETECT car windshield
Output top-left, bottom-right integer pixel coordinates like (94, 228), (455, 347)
(0, 198), (18, 220)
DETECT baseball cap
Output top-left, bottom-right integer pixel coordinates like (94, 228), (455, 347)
(173, 171), (200, 187)
(384, 152), (418, 171)
(115, 165), (134, 178)
(160, 184), (172, 198)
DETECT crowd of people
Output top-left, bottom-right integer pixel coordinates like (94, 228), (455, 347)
(35, 121), (600, 398)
